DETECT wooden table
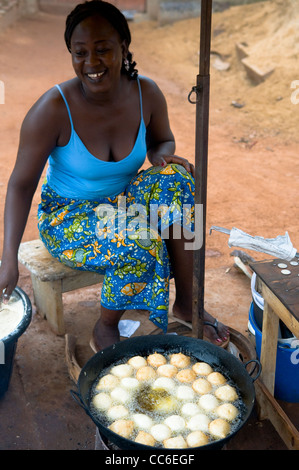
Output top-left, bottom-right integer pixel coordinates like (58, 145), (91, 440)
(250, 258), (299, 450)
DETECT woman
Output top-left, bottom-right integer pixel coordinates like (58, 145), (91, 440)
(0, 1), (229, 350)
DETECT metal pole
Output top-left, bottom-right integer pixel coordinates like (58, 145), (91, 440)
(191, 0), (212, 339)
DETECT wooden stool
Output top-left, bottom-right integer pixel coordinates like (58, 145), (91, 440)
(18, 239), (104, 335)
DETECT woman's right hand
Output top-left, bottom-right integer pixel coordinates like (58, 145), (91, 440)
(0, 260), (19, 303)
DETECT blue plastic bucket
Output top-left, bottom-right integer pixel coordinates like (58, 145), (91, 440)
(248, 302), (299, 402)
(0, 287), (32, 398)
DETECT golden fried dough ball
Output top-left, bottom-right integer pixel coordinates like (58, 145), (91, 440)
(152, 377), (176, 391)
(163, 435), (187, 449)
(209, 418), (230, 439)
(192, 378), (212, 394)
(198, 394), (219, 412)
(176, 385), (195, 400)
(135, 431), (155, 447)
(132, 413), (154, 430)
(120, 377), (140, 390)
(176, 368), (196, 383)
(110, 363), (134, 378)
(147, 352), (167, 368)
(186, 431), (209, 447)
(207, 371), (227, 386)
(181, 402), (201, 417)
(92, 392), (112, 411)
(214, 384), (238, 402)
(127, 355), (147, 369)
(192, 362), (213, 376)
(107, 404), (129, 420)
(150, 424), (171, 442)
(110, 387), (132, 404)
(136, 366), (157, 381)
(216, 403), (239, 421)
(157, 364), (178, 378)
(169, 352), (190, 369)
(109, 419), (134, 438)
(164, 415), (186, 432)
(95, 374), (119, 390)
(186, 413), (210, 432)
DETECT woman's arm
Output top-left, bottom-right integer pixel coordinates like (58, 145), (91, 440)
(143, 77), (194, 177)
(0, 89), (61, 299)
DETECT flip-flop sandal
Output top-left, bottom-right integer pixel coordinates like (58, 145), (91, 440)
(168, 315), (230, 349)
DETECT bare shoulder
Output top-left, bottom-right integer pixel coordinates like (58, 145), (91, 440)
(138, 75), (165, 100)
(22, 78), (77, 132)
(23, 85), (63, 127)
(138, 75), (168, 121)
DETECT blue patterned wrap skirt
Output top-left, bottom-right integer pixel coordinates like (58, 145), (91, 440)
(37, 164), (195, 333)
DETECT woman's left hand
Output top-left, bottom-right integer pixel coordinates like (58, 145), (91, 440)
(152, 154), (195, 178)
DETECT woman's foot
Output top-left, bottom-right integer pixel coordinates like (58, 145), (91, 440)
(172, 302), (230, 346)
(92, 319), (120, 351)
(91, 307), (125, 352)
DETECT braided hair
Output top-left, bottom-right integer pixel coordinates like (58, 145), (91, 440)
(64, 0), (138, 79)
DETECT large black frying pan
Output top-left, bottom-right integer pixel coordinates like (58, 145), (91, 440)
(72, 335), (260, 451)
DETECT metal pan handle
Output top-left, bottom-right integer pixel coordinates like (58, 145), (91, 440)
(70, 389), (90, 413)
(243, 359), (261, 381)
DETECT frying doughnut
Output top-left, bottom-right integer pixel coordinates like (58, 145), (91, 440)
(192, 378), (212, 394)
(135, 430), (155, 446)
(164, 415), (186, 432)
(209, 418), (230, 439)
(127, 355), (147, 369)
(186, 430), (209, 447)
(163, 435), (187, 449)
(207, 371), (227, 385)
(120, 377), (140, 390)
(147, 352), (167, 368)
(215, 384), (238, 402)
(110, 387), (131, 404)
(192, 362), (213, 376)
(176, 385), (195, 400)
(198, 394), (219, 412)
(181, 402), (200, 416)
(152, 377), (175, 391)
(157, 364), (178, 378)
(136, 366), (157, 381)
(92, 392), (112, 411)
(169, 352), (190, 369)
(186, 413), (210, 432)
(132, 413), (154, 430)
(176, 368), (196, 383)
(150, 423), (171, 442)
(110, 363), (134, 378)
(95, 374), (119, 390)
(216, 403), (239, 421)
(109, 419), (134, 438)
(107, 404), (129, 420)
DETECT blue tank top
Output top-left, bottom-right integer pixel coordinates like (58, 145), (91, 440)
(46, 78), (147, 200)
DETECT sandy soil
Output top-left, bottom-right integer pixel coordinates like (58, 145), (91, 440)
(0, 1), (298, 451)
(0, 0), (298, 268)
(0, 0), (298, 336)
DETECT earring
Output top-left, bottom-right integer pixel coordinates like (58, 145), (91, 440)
(123, 58), (130, 71)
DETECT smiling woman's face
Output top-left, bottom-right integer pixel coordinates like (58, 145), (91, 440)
(70, 14), (127, 94)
